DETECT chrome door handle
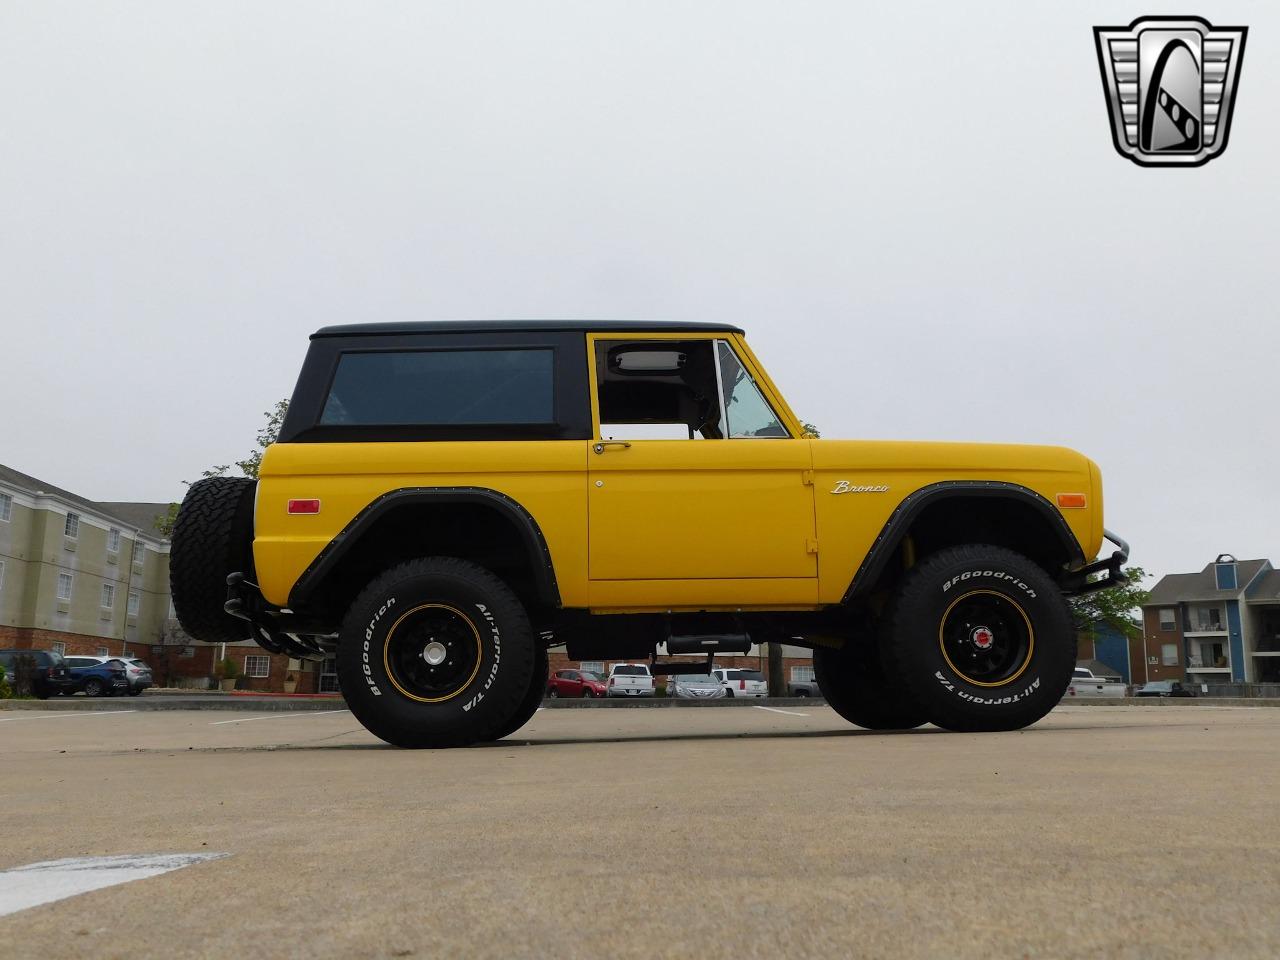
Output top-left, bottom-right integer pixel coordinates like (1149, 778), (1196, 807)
(593, 441), (632, 454)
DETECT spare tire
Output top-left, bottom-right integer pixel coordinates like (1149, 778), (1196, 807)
(169, 477), (256, 645)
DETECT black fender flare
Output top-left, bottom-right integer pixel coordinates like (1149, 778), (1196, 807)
(840, 480), (1086, 604)
(287, 487), (561, 609)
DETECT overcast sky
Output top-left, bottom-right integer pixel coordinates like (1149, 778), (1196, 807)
(2, 2), (1276, 584)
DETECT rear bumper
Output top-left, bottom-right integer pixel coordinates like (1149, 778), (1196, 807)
(1061, 529), (1129, 595)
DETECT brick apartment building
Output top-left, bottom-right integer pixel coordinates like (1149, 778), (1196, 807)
(0, 464), (300, 692)
(1138, 554), (1280, 688)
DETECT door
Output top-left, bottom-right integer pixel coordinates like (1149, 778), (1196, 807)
(587, 335), (817, 606)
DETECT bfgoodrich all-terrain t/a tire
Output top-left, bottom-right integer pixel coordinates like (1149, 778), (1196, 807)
(880, 545), (1075, 733)
(169, 477), (256, 645)
(338, 558), (536, 748)
(814, 640), (927, 731)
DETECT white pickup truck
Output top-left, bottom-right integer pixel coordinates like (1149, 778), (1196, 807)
(606, 663), (655, 698)
(1064, 667), (1127, 699)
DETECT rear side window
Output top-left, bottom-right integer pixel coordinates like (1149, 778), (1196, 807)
(320, 349), (554, 426)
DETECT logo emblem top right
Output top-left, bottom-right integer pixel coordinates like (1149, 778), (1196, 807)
(1094, 16), (1247, 166)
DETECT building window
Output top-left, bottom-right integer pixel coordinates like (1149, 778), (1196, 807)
(244, 655), (271, 678)
(101, 583), (116, 609)
(128, 591), (140, 616)
(52, 640), (67, 656)
(179, 646), (195, 659)
(107, 528), (121, 553)
(56, 572), (73, 601)
(96, 646), (108, 657)
(133, 542), (146, 566)
(1161, 643), (1179, 666)
(578, 660), (605, 676)
(0, 492), (11, 522)
(1159, 608), (1176, 631)
(790, 665), (816, 683)
(65, 512), (80, 538)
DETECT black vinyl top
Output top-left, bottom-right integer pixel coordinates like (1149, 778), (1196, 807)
(312, 320), (745, 339)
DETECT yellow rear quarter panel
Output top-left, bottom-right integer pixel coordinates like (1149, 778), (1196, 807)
(253, 441), (587, 607)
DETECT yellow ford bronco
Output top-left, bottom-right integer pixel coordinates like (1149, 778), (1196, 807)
(170, 321), (1128, 747)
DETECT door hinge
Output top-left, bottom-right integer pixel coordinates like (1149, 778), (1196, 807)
(801, 470), (814, 486)
(806, 538), (819, 555)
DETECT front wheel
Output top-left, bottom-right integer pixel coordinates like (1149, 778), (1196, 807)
(83, 679), (106, 698)
(337, 557), (536, 748)
(879, 545), (1075, 733)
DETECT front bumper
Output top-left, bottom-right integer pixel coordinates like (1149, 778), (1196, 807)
(1061, 529), (1130, 595)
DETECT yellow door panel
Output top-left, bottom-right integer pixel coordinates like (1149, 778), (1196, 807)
(587, 439), (817, 581)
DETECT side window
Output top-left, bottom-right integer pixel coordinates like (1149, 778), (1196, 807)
(593, 338), (789, 440)
(321, 348), (555, 426)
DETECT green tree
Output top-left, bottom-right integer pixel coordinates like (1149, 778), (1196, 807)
(1068, 565), (1149, 638)
(156, 400), (289, 536)
(801, 422), (821, 438)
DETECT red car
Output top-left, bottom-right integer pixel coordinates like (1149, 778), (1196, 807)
(547, 669), (607, 698)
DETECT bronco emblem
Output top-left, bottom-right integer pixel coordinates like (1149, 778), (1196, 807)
(1094, 16), (1247, 167)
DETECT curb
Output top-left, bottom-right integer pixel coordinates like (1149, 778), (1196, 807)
(5, 695), (1278, 714)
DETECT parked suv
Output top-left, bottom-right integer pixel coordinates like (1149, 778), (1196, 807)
(0, 649), (75, 699)
(711, 667), (768, 699)
(169, 320), (1128, 747)
(547, 669), (606, 699)
(64, 657), (130, 697)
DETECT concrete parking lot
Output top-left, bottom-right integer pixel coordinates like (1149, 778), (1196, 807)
(3, 703), (1279, 959)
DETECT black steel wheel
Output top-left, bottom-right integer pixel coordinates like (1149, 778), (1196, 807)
(337, 557), (536, 748)
(879, 544), (1074, 732)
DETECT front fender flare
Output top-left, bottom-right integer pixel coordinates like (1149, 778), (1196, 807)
(840, 480), (1087, 604)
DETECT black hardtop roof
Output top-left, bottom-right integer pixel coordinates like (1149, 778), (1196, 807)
(312, 320), (745, 339)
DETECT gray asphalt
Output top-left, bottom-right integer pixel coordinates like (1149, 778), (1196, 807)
(3, 704), (1278, 959)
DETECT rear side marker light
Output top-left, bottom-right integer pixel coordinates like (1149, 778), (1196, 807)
(1056, 493), (1087, 509)
(287, 499), (321, 515)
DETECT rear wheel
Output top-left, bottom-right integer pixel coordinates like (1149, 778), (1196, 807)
(83, 679), (106, 698)
(879, 545), (1074, 732)
(814, 640), (927, 731)
(169, 477), (256, 645)
(337, 557), (536, 748)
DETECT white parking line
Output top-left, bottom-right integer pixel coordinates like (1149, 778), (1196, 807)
(753, 705), (809, 717)
(209, 709), (348, 726)
(0, 710), (138, 723)
(0, 854), (228, 917)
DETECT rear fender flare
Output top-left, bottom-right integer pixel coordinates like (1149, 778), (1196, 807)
(286, 487), (560, 609)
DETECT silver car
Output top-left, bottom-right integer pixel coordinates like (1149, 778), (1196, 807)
(668, 674), (726, 699)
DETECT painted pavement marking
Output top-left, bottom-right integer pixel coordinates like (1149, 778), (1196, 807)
(209, 709), (349, 726)
(753, 705), (810, 717)
(0, 853), (228, 918)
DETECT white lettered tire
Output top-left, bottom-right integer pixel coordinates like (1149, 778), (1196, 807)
(338, 557), (536, 748)
(879, 545), (1075, 732)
